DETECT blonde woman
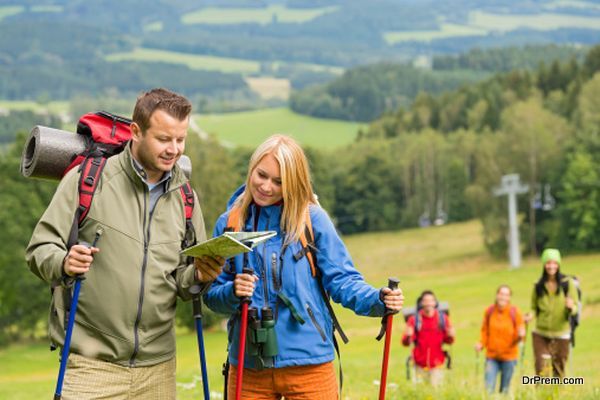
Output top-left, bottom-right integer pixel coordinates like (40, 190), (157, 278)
(204, 134), (404, 399)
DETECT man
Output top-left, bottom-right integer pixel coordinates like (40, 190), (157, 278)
(402, 290), (454, 387)
(475, 285), (525, 393)
(26, 88), (224, 399)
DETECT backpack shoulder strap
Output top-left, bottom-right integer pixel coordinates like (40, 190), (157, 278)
(225, 206), (243, 232)
(303, 206), (349, 344)
(67, 155), (107, 248)
(509, 306), (517, 329)
(438, 309), (446, 332)
(179, 181), (196, 249)
(560, 276), (571, 297)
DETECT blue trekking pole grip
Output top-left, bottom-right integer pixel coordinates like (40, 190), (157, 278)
(190, 284), (210, 399)
(54, 232), (101, 400)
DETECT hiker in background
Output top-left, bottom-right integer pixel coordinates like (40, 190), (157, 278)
(26, 88), (224, 399)
(402, 290), (455, 387)
(475, 285), (525, 393)
(524, 248), (578, 378)
(203, 134), (404, 399)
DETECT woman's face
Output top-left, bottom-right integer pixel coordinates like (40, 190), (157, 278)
(544, 260), (559, 277)
(249, 153), (283, 207)
(496, 287), (511, 308)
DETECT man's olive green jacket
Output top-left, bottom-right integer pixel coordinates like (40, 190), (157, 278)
(26, 145), (207, 367)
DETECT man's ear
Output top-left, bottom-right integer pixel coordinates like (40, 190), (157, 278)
(130, 122), (142, 142)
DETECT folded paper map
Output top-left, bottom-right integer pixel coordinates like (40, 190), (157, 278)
(181, 231), (277, 259)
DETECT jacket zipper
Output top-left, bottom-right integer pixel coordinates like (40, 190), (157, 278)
(306, 303), (327, 342)
(129, 186), (172, 366)
(271, 252), (279, 292)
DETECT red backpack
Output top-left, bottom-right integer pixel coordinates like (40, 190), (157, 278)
(64, 111), (195, 249)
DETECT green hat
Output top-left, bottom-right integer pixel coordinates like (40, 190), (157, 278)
(541, 248), (561, 266)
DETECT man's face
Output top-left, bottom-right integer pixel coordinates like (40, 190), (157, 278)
(420, 294), (437, 314)
(131, 109), (188, 183)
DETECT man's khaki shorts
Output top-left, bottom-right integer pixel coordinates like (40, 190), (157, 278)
(61, 353), (176, 400)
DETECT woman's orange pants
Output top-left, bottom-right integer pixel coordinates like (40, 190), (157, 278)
(228, 361), (338, 400)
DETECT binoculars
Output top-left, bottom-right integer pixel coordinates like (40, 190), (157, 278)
(246, 306), (279, 369)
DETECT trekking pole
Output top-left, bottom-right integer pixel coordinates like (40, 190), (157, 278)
(235, 267), (253, 400)
(520, 322), (529, 376)
(190, 284), (210, 399)
(54, 232), (101, 400)
(475, 349), (480, 383)
(376, 278), (400, 400)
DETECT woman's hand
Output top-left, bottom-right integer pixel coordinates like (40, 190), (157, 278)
(523, 312), (534, 323)
(565, 297), (575, 311)
(381, 287), (404, 311)
(234, 273), (259, 298)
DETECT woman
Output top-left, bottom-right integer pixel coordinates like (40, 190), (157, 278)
(204, 134), (404, 399)
(475, 285), (525, 393)
(524, 248), (577, 378)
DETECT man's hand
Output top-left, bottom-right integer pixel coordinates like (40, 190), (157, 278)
(63, 244), (99, 276)
(381, 287), (404, 311)
(234, 273), (259, 298)
(194, 256), (224, 283)
(446, 326), (456, 338)
(523, 312), (534, 323)
(474, 342), (483, 352)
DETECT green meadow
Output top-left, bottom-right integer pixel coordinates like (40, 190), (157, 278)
(196, 108), (363, 149)
(105, 47), (342, 76)
(0, 220), (598, 399)
(181, 5), (339, 25)
(384, 8), (600, 44)
(105, 48), (261, 74)
(0, 100), (70, 114)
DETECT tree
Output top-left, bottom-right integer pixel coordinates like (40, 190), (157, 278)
(499, 98), (571, 254)
(0, 134), (57, 345)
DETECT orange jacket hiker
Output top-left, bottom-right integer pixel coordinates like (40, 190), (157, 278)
(480, 304), (524, 361)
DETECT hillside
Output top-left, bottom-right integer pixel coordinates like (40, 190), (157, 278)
(0, 220), (598, 399)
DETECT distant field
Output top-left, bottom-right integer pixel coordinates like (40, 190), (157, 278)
(0, 100), (70, 114)
(105, 47), (343, 76)
(0, 5), (23, 20)
(385, 23), (487, 44)
(105, 48), (261, 74)
(0, 5), (62, 21)
(196, 108), (363, 149)
(385, 8), (600, 44)
(0, 220), (598, 399)
(181, 5), (339, 25)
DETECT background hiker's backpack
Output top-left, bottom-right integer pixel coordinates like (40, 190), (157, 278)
(561, 275), (582, 347)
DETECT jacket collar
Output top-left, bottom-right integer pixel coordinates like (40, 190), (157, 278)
(118, 143), (187, 190)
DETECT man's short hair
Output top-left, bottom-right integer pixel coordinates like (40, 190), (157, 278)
(132, 88), (192, 133)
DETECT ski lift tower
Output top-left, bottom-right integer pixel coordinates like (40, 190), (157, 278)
(493, 174), (529, 268)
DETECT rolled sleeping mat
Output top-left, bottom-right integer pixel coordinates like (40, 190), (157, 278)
(21, 125), (192, 180)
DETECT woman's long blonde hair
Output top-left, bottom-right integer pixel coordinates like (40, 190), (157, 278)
(233, 134), (318, 245)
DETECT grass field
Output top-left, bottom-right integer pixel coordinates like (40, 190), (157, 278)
(105, 47), (343, 76)
(1, 220), (598, 399)
(385, 8), (600, 44)
(0, 100), (70, 114)
(181, 5), (339, 25)
(196, 108), (363, 149)
(105, 48), (262, 74)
